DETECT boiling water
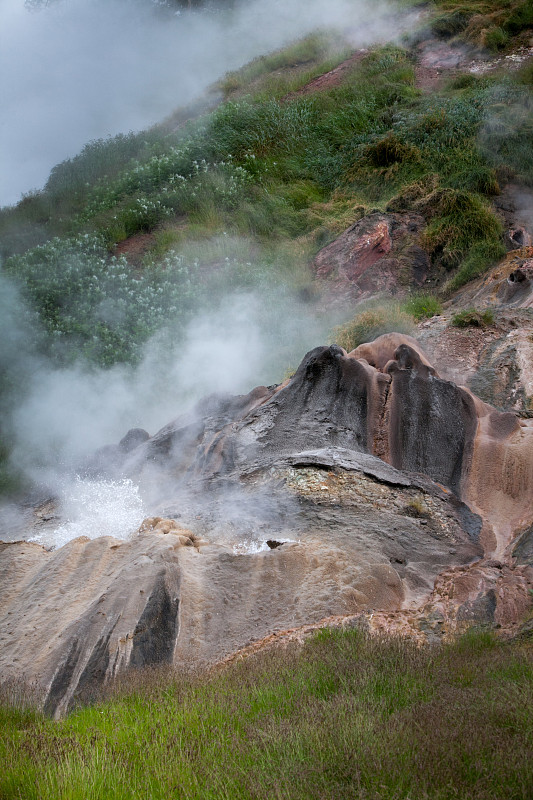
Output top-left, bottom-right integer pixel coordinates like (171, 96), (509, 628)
(233, 538), (298, 554)
(29, 476), (145, 550)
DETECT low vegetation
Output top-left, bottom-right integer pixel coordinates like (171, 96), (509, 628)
(3, 234), (201, 366)
(331, 303), (414, 352)
(1, 629), (532, 800)
(404, 495), (431, 517)
(331, 292), (444, 351)
(452, 308), (496, 328)
(3, 33), (529, 301)
(402, 292), (443, 320)
(431, 0), (533, 51)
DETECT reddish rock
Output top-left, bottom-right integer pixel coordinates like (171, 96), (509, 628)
(312, 212), (429, 302)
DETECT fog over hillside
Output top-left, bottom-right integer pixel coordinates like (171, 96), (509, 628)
(0, 0), (410, 207)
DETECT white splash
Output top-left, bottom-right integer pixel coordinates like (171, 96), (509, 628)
(29, 476), (145, 550)
(233, 538), (298, 554)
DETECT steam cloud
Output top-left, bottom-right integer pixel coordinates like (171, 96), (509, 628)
(0, 277), (336, 547)
(2, 282), (336, 487)
(0, 0), (418, 547)
(1, 0), (411, 206)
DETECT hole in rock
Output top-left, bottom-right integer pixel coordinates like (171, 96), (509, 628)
(509, 268), (526, 283)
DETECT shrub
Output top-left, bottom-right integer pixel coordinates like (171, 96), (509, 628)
(451, 308), (495, 327)
(447, 73), (480, 91)
(386, 175), (440, 212)
(448, 165), (500, 195)
(419, 188), (503, 273)
(484, 26), (510, 51)
(4, 235), (199, 366)
(44, 130), (168, 210)
(503, 0), (533, 35)
(365, 133), (420, 168)
(431, 11), (472, 39)
(331, 304), (413, 352)
(404, 496), (430, 517)
(402, 293), (442, 321)
(448, 239), (506, 289)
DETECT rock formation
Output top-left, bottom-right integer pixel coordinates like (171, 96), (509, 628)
(1, 334), (532, 717)
(312, 212), (430, 302)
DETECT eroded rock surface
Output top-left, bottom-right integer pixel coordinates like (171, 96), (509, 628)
(453, 248), (533, 311)
(1, 333), (532, 716)
(312, 212), (429, 302)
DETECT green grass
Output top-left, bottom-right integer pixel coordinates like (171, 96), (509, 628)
(4, 25), (533, 375)
(484, 25), (510, 50)
(1, 630), (532, 800)
(217, 31), (352, 100)
(402, 292), (443, 320)
(2, 234), (203, 366)
(419, 188), (504, 274)
(331, 302), (414, 351)
(430, 0), (533, 47)
(451, 307), (496, 327)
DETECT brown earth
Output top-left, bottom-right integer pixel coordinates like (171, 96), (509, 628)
(283, 50), (369, 100)
(312, 211), (429, 303)
(414, 39), (467, 92)
(114, 232), (155, 266)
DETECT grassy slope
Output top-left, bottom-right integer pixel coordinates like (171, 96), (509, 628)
(3, 5), (533, 370)
(1, 629), (532, 800)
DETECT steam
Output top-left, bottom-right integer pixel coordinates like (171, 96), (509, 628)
(1, 278), (336, 488)
(1, 0), (414, 206)
(478, 82), (533, 237)
(0, 0), (421, 549)
(504, 185), (533, 240)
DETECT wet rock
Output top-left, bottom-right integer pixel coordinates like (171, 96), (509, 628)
(0, 459), (484, 717)
(452, 250), (533, 310)
(457, 589), (497, 625)
(513, 524), (533, 566)
(119, 428), (150, 453)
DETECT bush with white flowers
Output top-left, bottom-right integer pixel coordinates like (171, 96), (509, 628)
(4, 234), (198, 366)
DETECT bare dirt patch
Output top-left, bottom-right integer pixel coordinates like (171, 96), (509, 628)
(115, 232), (155, 266)
(284, 50), (369, 99)
(414, 39), (468, 92)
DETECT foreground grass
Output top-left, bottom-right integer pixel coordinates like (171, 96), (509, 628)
(1, 629), (532, 800)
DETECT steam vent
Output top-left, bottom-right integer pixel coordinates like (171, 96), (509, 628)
(1, 333), (532, 717)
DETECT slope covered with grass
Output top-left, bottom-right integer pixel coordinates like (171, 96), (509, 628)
(3, 1), (533, 370)
(2, 1), (533, 495)
(2, 629), (532, 800)
(0, 39), (518, 362)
